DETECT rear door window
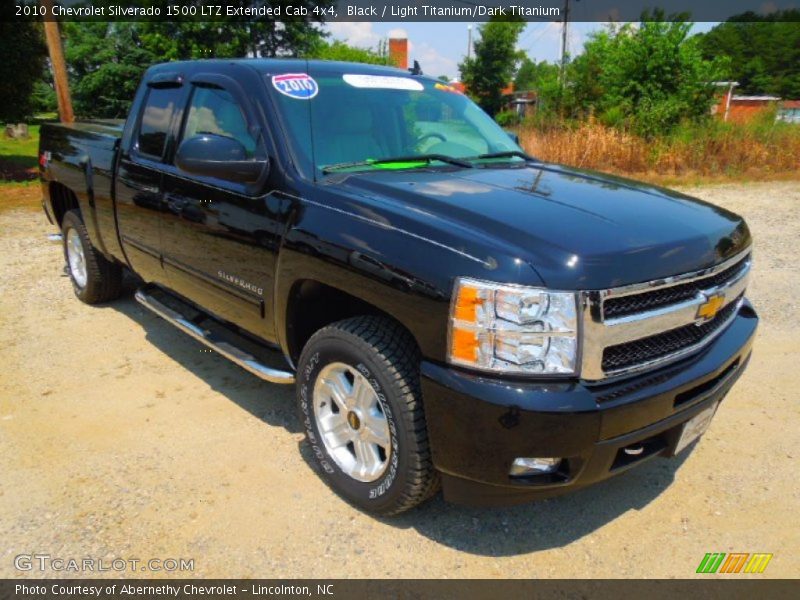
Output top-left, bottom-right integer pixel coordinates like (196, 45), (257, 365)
(137, 87), (183, 158)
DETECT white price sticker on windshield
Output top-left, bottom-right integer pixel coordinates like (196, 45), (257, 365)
(342, 74), (424, 91)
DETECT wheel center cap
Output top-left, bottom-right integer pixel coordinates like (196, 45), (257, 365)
(347, 410), (361, 431)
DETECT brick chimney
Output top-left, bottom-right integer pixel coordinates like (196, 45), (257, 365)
(389, 37), (408, 70)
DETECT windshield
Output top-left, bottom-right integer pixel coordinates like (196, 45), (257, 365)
(266, 68), (523, 177)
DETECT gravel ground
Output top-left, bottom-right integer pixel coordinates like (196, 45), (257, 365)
(0, 182), (798, 578)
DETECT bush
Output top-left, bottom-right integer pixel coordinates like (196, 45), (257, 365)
(562, 16), (727, 138)
(494, 110), (520, 127)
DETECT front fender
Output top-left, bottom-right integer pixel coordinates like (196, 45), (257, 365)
(273, 196), (543, 362)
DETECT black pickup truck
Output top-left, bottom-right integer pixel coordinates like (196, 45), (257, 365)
(39, 59), (757, 515)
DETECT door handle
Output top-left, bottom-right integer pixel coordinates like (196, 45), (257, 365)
(119, 177), (159, 195)
(166, 195), (207, 224)
(165, 194), (187, 214)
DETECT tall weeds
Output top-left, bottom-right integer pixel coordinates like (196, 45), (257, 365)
(518, 113), (800, 184)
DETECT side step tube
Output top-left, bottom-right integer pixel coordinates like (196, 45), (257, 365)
(135, 288), (295, 385)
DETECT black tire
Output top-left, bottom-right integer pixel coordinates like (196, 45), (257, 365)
(296, 316), (440, 516)
(62, 210), (123, 304)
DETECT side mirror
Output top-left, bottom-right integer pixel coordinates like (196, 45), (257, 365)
(175, 134), (267, 184)
(504, 130), (520, 145)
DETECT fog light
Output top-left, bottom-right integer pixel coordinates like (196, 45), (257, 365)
(509, 457), (562, 477)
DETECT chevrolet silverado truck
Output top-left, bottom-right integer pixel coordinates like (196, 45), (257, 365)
(39, 60), (757, 515)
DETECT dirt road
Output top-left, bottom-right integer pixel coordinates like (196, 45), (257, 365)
(1, 182), (798, 578)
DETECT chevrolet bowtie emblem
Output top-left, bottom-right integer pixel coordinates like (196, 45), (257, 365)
(696, 293), (726, 322)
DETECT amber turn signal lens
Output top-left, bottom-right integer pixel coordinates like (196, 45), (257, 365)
(450, 327), (478, 362)
(454, 285), (481, 322)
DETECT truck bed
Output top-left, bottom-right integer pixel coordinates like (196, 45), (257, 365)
(61, 119), (124, 132)
(40, 120), (125, 259)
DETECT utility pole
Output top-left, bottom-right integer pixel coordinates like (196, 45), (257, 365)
(467, 25), (473, 62)
(560, 0), (570, 85)
(41, 0), (74, 123)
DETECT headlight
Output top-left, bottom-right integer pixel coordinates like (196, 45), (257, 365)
(447, 278), (579, 375)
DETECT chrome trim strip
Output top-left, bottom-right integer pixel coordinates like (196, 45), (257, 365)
(602, 248), (751, 300)
(580, 250), (751, 381)
(135, 288), (295, 385)
(602, 266), (749, 346)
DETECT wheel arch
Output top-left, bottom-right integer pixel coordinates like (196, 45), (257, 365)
(284, 279), (420, 365)
(49, 181), (81, 227)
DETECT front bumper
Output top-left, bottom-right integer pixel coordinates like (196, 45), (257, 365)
(421, 300), (758, 506)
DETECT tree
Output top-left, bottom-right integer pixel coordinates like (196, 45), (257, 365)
(514, 58), (558, 92)
(0, 6), (47, 122)
(304, 40), (389, 65)
(134, 22), (252, 61)
(30, 69), (58, 115)
(248, 11), (327, 57)
(84, 0), (327, 57)
(565, 15), (726, 136)
(63, 22), (158, 118)
(60, 2), (330, 118)
(131, 1), (327, 58)
(459, 18), (526, 116)
(698, 10), (800, 98)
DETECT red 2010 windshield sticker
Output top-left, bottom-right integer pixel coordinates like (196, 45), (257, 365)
(272, 73), (318, 100)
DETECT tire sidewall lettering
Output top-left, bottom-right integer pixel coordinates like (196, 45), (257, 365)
(355, 362), (399, 500)
(300, 351), (335, 473)
(298, 344), (404, 504)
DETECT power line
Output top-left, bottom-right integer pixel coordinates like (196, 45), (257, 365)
(525, 23), (553, 53)
(519, 22), (547, 47)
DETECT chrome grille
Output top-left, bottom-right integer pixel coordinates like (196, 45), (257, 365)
(601, 294), (743, 372)
(580, 249), (751, 381)
(603, 257), (749, 319)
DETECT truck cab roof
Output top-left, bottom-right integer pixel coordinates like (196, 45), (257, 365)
(146, 58), (428, 79)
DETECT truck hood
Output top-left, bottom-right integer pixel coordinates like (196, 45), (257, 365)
(330, 162), (751, 290)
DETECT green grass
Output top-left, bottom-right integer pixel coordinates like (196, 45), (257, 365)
(0, 179), (40, 188)
(0, 124), (40, 159)
(0, 124), (40, 185)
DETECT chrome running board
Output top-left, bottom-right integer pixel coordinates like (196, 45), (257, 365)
(135, 287), (295, 385)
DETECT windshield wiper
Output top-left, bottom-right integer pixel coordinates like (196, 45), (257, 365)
(468, 150), (533, 162)
(322, 154), (474, 174)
